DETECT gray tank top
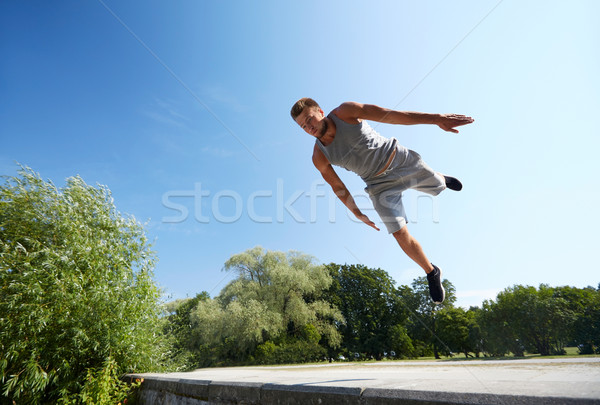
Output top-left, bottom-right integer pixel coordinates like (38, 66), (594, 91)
(316, 113), (401, 180)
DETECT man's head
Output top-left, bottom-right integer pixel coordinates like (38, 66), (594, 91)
(290, 97), (321, 121)
(291, 97), (328, 138)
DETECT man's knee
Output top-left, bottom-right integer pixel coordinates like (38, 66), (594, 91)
(393, 226), (410, 242)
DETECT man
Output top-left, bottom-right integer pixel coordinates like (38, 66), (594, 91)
(290, 98), (474, 304)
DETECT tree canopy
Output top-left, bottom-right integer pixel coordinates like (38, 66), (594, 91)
(174, 247), (343, 366)
(0, 167), (163, 403)
(166, 253), (600, 367)
(325, 263), (410, 360)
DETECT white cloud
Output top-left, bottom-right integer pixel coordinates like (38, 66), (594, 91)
(387, 267), (424, 286)
(155, 98), (189, 122)
(201, 85), (248, 114)
(455, 288), (503, 309)
(200, 146), (235, 158)
(142, 98), (191, 131)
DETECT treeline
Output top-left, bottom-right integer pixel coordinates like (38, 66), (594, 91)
(164, 247), (600, 369)
(2, 168), (599, 403)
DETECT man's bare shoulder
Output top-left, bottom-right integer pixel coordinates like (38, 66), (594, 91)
(330, 102), (363, 124)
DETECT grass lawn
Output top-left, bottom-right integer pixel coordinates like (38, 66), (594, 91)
(412, 346), (599, 362)
(256, 347), (599, 368)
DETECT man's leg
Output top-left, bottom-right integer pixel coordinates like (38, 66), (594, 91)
(392, 226), (434, 273)
(393, 226), (445, 303)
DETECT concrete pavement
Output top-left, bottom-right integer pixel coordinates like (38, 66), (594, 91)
(132, 357), (600, 404)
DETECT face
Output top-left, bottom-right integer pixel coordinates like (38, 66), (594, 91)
(295, 107), (327, 138)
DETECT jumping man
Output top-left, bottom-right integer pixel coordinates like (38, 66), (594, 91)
(290, 98), (474, 304)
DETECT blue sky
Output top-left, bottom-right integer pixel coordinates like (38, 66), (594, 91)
(1, 1), (599, 308)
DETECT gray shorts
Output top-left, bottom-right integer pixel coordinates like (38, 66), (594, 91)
(364, 148), (446, 234)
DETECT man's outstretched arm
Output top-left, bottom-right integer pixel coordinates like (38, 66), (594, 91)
(312, 145), (380, 231)
(333, 101), (474, 133)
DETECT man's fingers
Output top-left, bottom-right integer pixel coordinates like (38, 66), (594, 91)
(439, 124), (459, 133)
(368, 220), (380, 231)
(445, 114), (474, 126)
(359, 214), (380, 231)
(449, 114), (474, 121)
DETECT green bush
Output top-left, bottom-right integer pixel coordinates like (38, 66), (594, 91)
(57, 357), (143, 405)
(0, 166), (164, 403)
(254, 339), (326, 365)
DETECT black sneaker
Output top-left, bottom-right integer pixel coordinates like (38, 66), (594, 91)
(444, 176), (462, 191)
(427, 265), (445, 304)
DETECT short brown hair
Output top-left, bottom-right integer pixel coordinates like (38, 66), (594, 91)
(290, 97), (321, 121)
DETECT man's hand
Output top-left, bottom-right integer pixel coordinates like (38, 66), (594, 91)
(355, 212), (380, 231)
(436, 114), (474, 133)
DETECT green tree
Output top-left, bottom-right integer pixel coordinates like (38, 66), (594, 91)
(325, 264), (412, 360)
(436, 307), (481, 357)
(401, 276), (456, 359)
(465, 307), (484, 357)
(162, 291), (210, 369)
(188, 247), (343, 365)
(0, 167), (163, 403)
(478, 298), (520, 357)
(479, 284), (576, 356)
(560, 285), (600, 354)
(536, 285), (577, 354)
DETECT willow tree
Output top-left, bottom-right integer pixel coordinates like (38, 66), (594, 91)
(0, 166), (163, 403)
(190, 247), (343, 365)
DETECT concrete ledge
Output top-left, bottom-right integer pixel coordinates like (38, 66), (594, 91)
(131, 376), (600, 405)
(208, 381), (262, 404)
(129, 358), (600, 405)
(261, 384), (363, 405)
(133, 378), (365, 405)
(132, 376), (211, 404)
